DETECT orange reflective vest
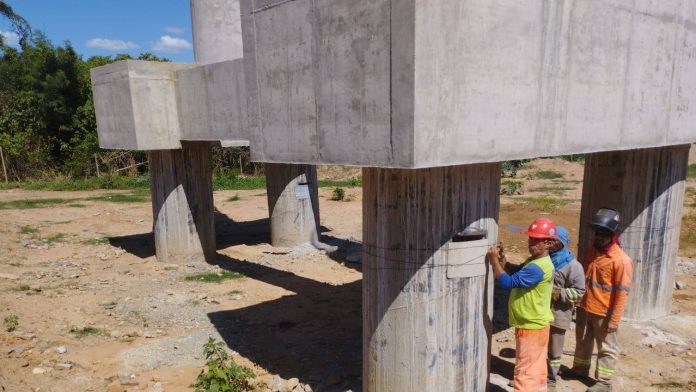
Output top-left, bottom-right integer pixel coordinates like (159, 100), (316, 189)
(580, 244), (634, 325)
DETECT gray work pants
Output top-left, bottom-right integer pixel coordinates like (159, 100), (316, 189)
(547, 326), (565, 382)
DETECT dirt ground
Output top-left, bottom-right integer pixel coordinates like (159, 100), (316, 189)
(0, 158), (695, 392)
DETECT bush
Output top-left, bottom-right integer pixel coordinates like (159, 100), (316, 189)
(331, 187), (346, 201)
(3, 315), (19, 332)
(501, 180), (523, 195)
(501, 160), (528, 178)
(194, 338), (255, 392)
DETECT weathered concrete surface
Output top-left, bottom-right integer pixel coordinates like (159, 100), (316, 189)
(91, 61), (195, 150)
(362, 164), (499, 391)
(177, 60), (248, 144)
(242, 0), (696, 167)
(150, 142), (216, 264)
(579, 145), (689, 320)
(191, 0), (243, 65)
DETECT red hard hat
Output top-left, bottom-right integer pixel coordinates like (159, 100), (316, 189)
(523, 217), (558, 239)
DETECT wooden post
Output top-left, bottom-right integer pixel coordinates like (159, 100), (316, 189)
(94, 153), (101, 177)
(579, 145), (689, 320)
(265, 163), (329, 248)
(149, 142), (216, 263)
(363, 164), (500, 392)
(0, 145), (8, 183)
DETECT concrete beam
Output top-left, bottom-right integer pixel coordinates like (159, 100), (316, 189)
(91, 60), (195, 150)
(177, 59), (249, 144)
(241, 0), (696, 168)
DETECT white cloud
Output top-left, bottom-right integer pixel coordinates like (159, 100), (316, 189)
(152, 35), (192, 53)
(85, 38), (140, 51)
(164, 27), (185, 34)
(1, 31), (20, 46)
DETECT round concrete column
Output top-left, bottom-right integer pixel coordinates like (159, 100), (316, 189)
(149, 142), (216, 263)
(190, 0), (243, 64)
(579, 145), (689, 320)
(362, 164), (500, 392)
(265, 163), (323, 248)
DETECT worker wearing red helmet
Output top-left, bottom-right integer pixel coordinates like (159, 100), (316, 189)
(488, 217), (557, 392)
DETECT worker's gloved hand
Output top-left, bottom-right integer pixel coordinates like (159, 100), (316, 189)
(551, 288), (561, 302)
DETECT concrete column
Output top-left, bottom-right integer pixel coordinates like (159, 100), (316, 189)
(362, 164), (500, 392)
(579, 145), (689, 320)
(149, 142), (216, 263)
(265, 163), (324, 248)
(190, 0), (243, 64)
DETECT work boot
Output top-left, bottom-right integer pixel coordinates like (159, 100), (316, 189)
(586, 382), (611, 392)
(547, 379), (557, 391)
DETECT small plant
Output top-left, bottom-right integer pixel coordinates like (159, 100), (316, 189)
(185, 271), (245, 283)
(501, 180), (523, 195)
(330, 187), (346, 201)
(4, 315), (19, 332)
(193, 337), (255, 392)
(19, 225), (39, 235)
(69, 325), (101, 337)
(227, 194), (241, 202)
(14, 285), (30, 291)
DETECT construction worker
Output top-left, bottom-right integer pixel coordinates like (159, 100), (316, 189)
(570, 208), (633, 392)
(546, 226), (585, 390)
(488, 217), (556, 392)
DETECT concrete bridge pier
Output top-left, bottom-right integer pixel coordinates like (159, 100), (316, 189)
(149, 142), (216, 264)
(265, 163), (323, 248)
(362, 164), (500, 392)
(579, 145), (690, 320)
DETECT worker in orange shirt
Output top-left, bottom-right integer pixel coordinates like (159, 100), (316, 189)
(570, 208), (633, 392)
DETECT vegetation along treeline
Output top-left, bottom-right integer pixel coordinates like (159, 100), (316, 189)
(0, 32), (270, 188)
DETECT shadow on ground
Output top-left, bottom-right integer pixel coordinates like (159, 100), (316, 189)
(109, 210), (268, 259)
(209, 254), (362, 392)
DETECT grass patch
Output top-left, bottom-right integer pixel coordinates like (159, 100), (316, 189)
(552, 179), (581, 184)
(651, 380), (696, 390)
(85, 236), (109, 245)
(688, 164), (696, 179)
(86, 193), (149, 203)
(213, 172), (266, 190)
(44, 233), (65, 244)
(521, 196), (571, 212)
(19, 225), (39, 235)
(227, 194), (241, 202)
(3, 315), (19, 332)
(8, 262), (22, 267)
(533, 170), (564, 180)
(227, 290), (243, 295)
(0, 175), (151, 191)
(14, 285), (30, 291)
(185, 271), (245, 283)
(69, 325), (102, 337)
(528, 186), (574, 194)
(318, 177), (362, 187)
(0, 198), (74, 210)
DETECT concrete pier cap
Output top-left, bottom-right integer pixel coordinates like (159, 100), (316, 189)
(241, 0), (696, 167)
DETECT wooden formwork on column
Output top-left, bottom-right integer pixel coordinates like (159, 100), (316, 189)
(265, 163), (321, 248)
(362, 164), (500, 392)
(149, 142), (216, 264)
(579, 145), (689, 320)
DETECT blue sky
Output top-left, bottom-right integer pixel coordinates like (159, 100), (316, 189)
(1, 0), (195, 62)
